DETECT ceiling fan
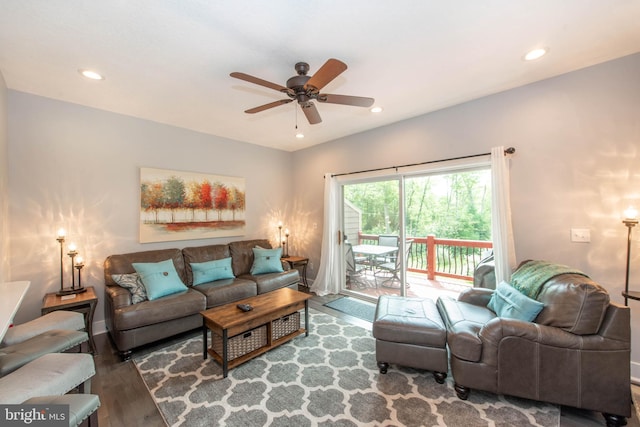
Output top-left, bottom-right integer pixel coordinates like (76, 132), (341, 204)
(230, 58), (374, 125)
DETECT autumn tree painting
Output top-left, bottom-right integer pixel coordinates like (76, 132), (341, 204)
(139, 168), (246, 243)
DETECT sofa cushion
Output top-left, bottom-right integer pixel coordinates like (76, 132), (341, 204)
(182, 244), (231, 286)
(250, 247), (284, 275)
(113, 288), (206, 331)
(437, 295), (497, 362)
(229, 239), (272, 276)
(193, 278), (257, 308)
(239, 269), (300, 294)
(191, 257), (235, 285)
(488, 281), (544, 322)
(132, 259), (188, 300)
(535, 274), (609, 335)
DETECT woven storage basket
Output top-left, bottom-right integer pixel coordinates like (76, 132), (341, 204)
(212, 325), (267, 361)
(272, 311), (300, 340)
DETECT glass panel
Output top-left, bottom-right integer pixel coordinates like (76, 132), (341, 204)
(403, 168), (492, 299)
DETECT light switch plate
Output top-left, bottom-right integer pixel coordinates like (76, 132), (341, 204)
(571, 228), (591, 243)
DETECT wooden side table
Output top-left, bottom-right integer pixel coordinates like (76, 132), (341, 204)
(42, 286), (98, 354)
(281, 256), (309, 287)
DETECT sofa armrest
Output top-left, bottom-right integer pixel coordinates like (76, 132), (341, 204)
(478, 315), (630, 368)
(458, 288), (494, 307)
(281, 260), (291, 271)
(480, 317), (581, 349)
(104, 285), (132, 309)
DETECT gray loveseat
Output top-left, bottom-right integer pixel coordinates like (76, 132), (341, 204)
(103, 239), (299, 360)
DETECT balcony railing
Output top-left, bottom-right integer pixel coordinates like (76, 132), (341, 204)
(357, 233), (492, 281)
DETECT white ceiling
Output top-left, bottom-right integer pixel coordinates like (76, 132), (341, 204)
(1, 1), (640, 152)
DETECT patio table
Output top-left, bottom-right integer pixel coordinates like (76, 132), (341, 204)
(352, 245), (398, 270)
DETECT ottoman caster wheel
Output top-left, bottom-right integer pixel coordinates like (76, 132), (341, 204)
(454, 383), (470, 400)
(433, 371), (447, 384)
(377, 361), (389, 374)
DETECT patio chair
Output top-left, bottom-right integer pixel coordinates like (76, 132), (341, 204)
(375, 234), (399, 266)
(345, 242), (369, 289)
(375, 239), (413, 288)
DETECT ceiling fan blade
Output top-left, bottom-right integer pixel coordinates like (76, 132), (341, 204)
(230, 72), (291, 93)
(304, 58), (347, 91)
(245, 99), (293, 114)
(301, 102), (322, 124)
(318, 94), (375, 108)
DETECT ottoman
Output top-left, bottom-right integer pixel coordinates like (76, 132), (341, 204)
(373, 295), (448, 383)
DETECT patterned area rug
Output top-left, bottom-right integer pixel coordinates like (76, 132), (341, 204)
(133, 310), (559, 426)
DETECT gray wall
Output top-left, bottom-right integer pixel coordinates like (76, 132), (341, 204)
(7, 92), (293, 331)
(292, 53), (640, 378)
(0, 71), (9, 283)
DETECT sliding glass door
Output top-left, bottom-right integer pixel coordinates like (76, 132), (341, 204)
(339, 164), (492, 303)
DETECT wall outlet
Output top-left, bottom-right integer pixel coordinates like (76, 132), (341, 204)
(571, 228), (591, 243)
(309, 262), (314, 271)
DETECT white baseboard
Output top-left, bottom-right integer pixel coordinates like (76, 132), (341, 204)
(631, 361), (640, 385)
(93, 319), (107, 336)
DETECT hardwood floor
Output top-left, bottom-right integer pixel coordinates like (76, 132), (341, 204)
(92, 291), (637, 427)
(93, 331), (167, 427)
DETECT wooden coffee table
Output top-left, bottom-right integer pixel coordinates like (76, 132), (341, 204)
(201, 287), (311, 377)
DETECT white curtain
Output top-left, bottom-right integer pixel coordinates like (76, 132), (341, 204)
(491, 146), (517, 283)
(310, 173), (342, 295)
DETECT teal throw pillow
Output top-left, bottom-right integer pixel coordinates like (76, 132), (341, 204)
(250, 247), (284, 275)
(132, 259), (188, 300)
(488, 281), (545, 322)
(191, 257), (235, 285)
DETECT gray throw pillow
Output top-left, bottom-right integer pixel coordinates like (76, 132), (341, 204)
(112, 273), (148, 304)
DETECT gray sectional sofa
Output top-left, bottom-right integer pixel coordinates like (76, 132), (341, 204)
(103, 239), (299, 360)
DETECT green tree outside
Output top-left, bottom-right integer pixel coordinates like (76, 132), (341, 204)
(344, 169), (491, 241)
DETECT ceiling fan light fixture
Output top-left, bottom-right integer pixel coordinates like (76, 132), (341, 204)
(78, 69), (105, 80)
(370, 106), (383, 113)
(523, 47), (548, 61)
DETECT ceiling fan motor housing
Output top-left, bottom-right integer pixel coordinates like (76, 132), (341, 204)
(286, 74), (311, 91)
(287, 66), (313, 104)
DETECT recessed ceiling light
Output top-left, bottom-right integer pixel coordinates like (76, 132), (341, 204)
(78, 69), (105, 80)
(295, 132), (304, 139)
(370, 106), (383, 113)
(524, 48), (548, 61)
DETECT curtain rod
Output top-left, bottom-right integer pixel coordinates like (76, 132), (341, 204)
(331, 147), (515, 178)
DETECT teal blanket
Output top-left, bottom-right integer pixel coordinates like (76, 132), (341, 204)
(511, 260), (588, 299)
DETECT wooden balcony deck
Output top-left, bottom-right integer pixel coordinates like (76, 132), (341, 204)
(345, 269), (473, 302)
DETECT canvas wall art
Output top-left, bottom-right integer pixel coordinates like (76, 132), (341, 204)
(140, 167), (246, 243)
